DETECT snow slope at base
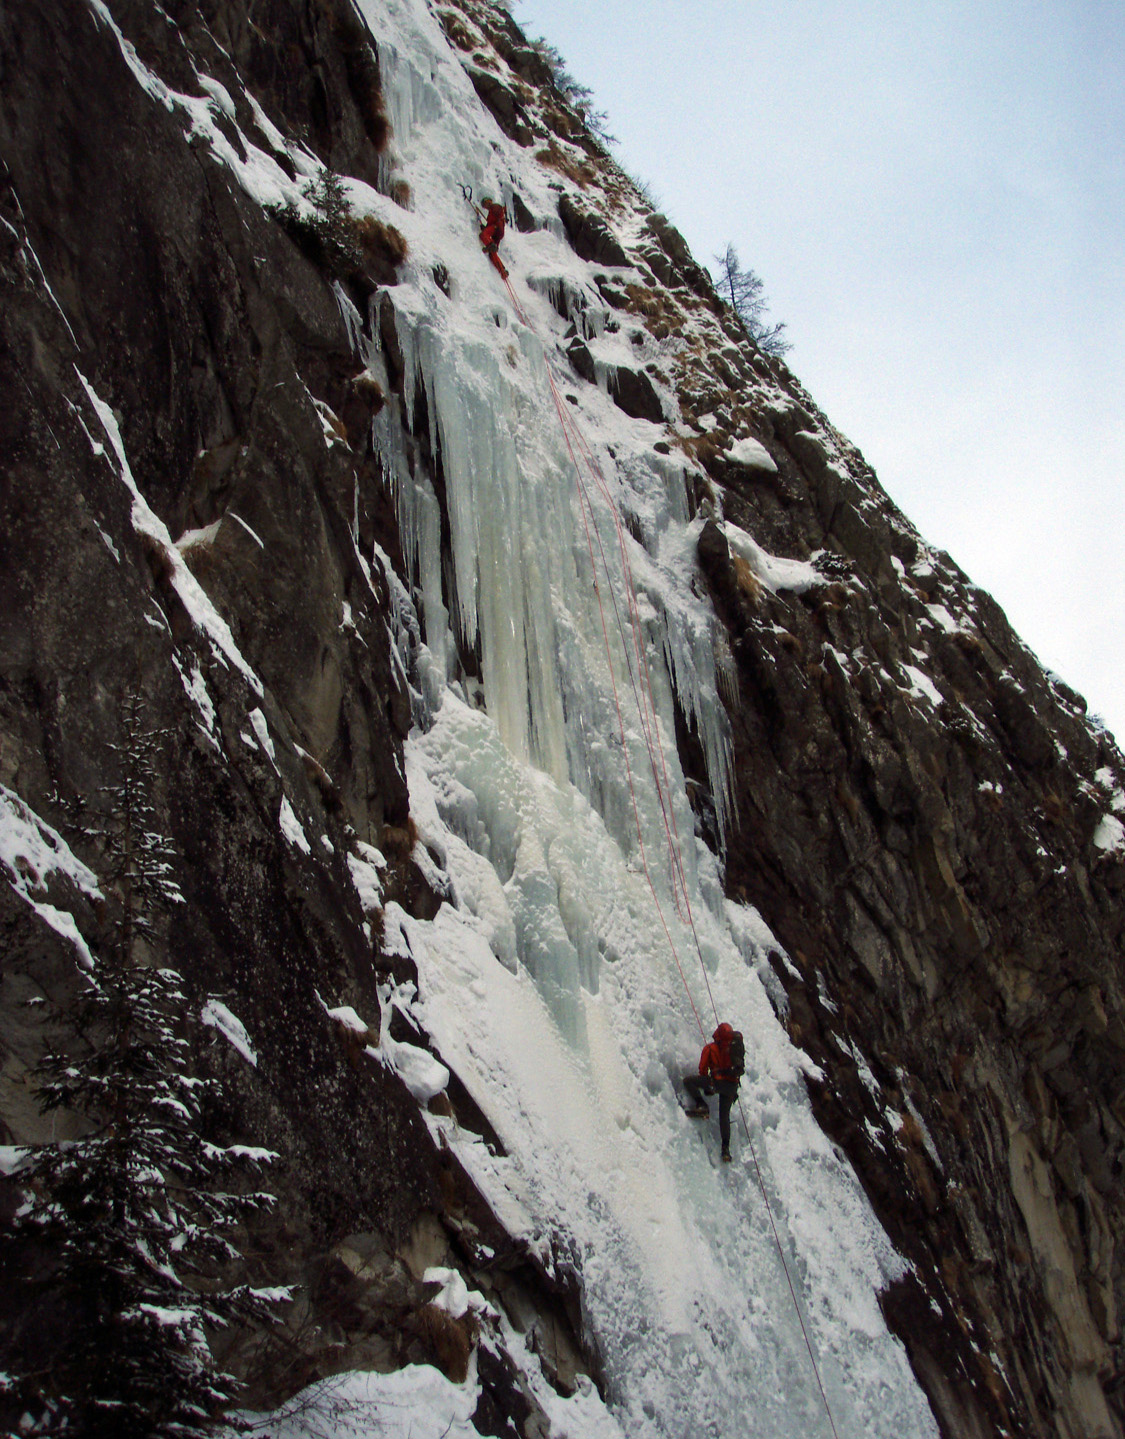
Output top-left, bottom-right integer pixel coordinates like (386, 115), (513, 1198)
(234, 1349), (626, 1439)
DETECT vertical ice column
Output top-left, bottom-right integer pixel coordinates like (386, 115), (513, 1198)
(381, 289), (725, 906)
(389, 305), (582, 783)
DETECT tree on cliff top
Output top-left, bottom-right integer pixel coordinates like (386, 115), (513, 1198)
(714, 243), (792, 357)
(530, 37), (617, 147)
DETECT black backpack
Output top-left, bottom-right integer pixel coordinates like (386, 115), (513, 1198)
(726, 1030), (745, 1080)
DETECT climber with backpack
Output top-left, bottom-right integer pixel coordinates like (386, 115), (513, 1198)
(476, 193), (509, 279)
(683, 1022), (744, 1162)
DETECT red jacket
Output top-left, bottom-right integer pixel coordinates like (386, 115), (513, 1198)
(699, 1023), (736, 1082)
(479, 202), (506, 249)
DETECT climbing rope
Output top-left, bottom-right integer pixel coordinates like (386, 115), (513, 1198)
(498, 265), (840, 1439)
(543, 359), (687, 916)
(563, 406), (692, 919)
(496, 272), (708, 1004)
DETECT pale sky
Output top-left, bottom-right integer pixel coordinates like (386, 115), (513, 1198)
(517, 0), (1125, 742)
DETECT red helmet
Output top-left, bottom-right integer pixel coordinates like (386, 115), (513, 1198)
(713, 1022), (733, 1042)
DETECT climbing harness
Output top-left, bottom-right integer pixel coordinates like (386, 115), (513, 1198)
(490, 258), (842, 1439)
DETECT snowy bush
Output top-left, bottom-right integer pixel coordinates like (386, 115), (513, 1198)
(270, 169), (408, 284)
(2, 966), (282, 1437)
(529, 38), (616, 148)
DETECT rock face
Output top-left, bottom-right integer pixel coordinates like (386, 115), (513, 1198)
(1, 0), (1123, 1436)
(699, 452), (1125, 1436)
(0, 0), (592, 1427)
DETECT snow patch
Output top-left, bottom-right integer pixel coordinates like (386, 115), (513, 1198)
(327, 1004), (371, 1036)
(347, 842), (386, 915)
(0, 1146), (29, 1176)
(0, 785), (101, 969)
(173, 655), (220, 750)
(234, 1363), (488, 1439)
(902, 665), (943, 707)
(727, 435), (778, 472)
(925, 603), (959, 634)
(94, 521), (121, 562)
(1093, 813), (1125, 854)
(175, 518), (223, 553)
(723, 519), (823, 595)
(423, 1266), (493, 1320)
(279, 796), (312, 855)
(201, 999), (258, 1066)
(247, 707), (276, 765)
(374, 982), (449, 1103)
(228, 511), (265, 549)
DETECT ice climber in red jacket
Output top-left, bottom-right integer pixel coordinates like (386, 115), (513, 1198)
(684, 1022), (743, 1162)
(477, 195), (509, 279)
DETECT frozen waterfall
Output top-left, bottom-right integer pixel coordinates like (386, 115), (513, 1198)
(341, 2), (942, 1435)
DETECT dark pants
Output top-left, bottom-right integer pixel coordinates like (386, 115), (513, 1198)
(684, 1075), (739, 1150)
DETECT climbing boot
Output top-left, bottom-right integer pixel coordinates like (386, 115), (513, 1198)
(721, 1149), (732, 1162)
(685, 1105), (710, 1118)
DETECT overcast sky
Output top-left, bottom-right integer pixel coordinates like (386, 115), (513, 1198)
(517, 0), (1125, 743)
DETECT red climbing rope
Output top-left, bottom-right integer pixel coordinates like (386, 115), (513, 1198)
(501, 268), (840, 1439)
(545, 365), (688, 915)
(536, 339), (708, 1042)
(567, 416), (691, 919)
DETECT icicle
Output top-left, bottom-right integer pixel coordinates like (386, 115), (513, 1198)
(332, 282), (366, 357)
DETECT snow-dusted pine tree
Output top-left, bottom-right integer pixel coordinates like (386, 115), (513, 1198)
(90, 689), (185, 965)
(1, 694), (284, 1438)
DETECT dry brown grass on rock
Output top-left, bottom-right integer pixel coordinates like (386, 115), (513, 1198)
(536, 141), (599, 188)
(410, 1304), (479, 1384)
(622, 283), (684, 327)
(353, 214), (409, 268)
(381, 816), (418, 859)
(732, 553), (762, 603)
(359, 100), (391, 153)
(320, 405), (349, 445)
(438, 9), (478, 50)
(351, 368), (385, 407)
(673, 430), (726, 468)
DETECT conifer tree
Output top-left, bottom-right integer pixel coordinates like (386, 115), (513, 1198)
(1, 693), (284, 1437)
(530, 38), (617, 146)
(714, 243), (792, 357)
(93, 689), (186, 962)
